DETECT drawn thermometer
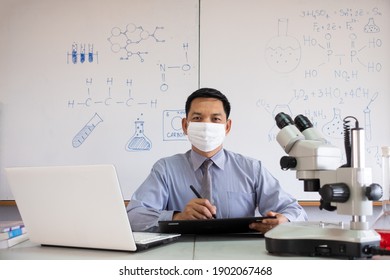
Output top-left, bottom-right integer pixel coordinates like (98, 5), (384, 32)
(72, 113), (103, 148)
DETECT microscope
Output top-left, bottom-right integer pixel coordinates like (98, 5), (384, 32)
(265, 112), (383, 259)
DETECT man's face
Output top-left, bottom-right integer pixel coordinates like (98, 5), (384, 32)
(182, 97), (231, 143)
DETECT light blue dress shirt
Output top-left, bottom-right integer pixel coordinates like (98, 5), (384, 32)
(127, 149), (307, 231)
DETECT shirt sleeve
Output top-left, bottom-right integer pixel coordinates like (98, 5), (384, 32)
(126, 160), (175, 232)
(256, 163), (308, 222)
(126, 199), (174, 232)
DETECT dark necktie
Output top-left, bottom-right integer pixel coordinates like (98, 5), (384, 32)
(201, 159), (213, 203)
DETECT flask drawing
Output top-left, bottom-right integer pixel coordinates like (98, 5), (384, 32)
(126, 119), (152, 151)
(265, 18), (301, 73)
(322, 108), (343, 138)
(364, 18), (380, 33)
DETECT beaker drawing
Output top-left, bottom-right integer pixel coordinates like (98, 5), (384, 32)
(72, 113), (103, 148)
(265, 18), (301, 73)
(126, 118), (152, 151)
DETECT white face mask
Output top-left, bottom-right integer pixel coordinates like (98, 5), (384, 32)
(186, 122), (226, 152)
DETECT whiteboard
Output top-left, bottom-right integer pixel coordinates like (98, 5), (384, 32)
(200, 0), (390, 200)
(0, 0), (199, 199)
(1, 0), (390, 201)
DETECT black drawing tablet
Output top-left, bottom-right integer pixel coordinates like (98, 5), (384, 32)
(158, 216), (275, 234)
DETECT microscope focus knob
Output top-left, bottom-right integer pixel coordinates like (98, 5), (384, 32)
(319, 183), (350, 203)
(280, 156), (297, 170)
(365, 183), (382, 201)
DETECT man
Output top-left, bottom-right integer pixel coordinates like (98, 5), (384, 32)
(127, 88), (307, 232)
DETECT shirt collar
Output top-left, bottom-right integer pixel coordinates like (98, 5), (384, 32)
(190, 149), (225, 171)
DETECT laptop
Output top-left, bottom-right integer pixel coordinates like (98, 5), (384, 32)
(159, 216), (275, 234)
(5, 164), (180, 252)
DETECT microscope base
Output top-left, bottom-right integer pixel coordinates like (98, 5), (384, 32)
(265, 221), (380, 259)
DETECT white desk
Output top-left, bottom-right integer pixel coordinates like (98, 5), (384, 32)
(0, 235), (194, 260)
(0, 234), (330, 260)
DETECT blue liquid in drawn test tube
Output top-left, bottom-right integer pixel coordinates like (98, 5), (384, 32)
(72, 113), (103, 148)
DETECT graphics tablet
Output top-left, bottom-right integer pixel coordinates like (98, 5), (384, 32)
(159, 216), (275, 234)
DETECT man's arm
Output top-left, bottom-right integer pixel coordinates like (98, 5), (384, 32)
(126, 160), (174, 232)
(126, 199), (174, 232)
(256, 164), (308, 222)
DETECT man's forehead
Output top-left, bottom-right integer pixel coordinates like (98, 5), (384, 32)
(190, 98), (223, 107)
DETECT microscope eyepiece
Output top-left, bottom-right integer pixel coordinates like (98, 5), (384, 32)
(275, 112), (294, 129)
(294, 114), (313, 132)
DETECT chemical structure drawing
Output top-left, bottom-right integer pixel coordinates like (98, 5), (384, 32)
(158, 43), (192, 92)
(72, 112), (103, 148)
(163, 110), (187, 141)
(67, 77), (158, 109)
(256, 97), (295, 142)
(107, 23), (165, 62)
(67, 43), (98, 64)
(303, 18), (383, 74)
(265, 18), (302, 74)
(257, 95), (345, 142)
(258, 89), (379, 143)
(126, 115), (152, 152)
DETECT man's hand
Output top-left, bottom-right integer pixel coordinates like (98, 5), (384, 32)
(248, 211), (288, 233)
(173, 198), (217, 220)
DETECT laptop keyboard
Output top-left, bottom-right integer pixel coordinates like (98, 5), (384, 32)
(133, 232), (168, 244)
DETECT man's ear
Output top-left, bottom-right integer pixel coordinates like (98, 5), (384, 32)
(182, 117), (189, 135)
(225, 119), (232, 135)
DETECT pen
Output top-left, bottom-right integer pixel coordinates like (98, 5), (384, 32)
(190, 185), (217, 219)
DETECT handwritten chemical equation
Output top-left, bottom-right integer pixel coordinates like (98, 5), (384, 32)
(299, 7), (382, 21)
(292, 86), (375, 104)
(292, 5), (385, 81)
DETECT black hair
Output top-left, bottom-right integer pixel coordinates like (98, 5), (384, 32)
(185, 88), (231, 118)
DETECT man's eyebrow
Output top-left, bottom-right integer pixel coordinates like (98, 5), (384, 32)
(190, 112), (202, 115)
(190, 112), (223, 116)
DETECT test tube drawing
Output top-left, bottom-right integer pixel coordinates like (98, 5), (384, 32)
(72, 113), (103, 148)
(364, 92), (378, 142)
(71, 43), (77, 64)
(80, 44), (86, 63)
(67, 43), (98, 64)
(126, 118), (152, 151)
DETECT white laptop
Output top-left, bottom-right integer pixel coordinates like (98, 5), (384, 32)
(5, 164), (180, 251)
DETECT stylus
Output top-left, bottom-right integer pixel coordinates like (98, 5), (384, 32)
(189, 185), (217, 219)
